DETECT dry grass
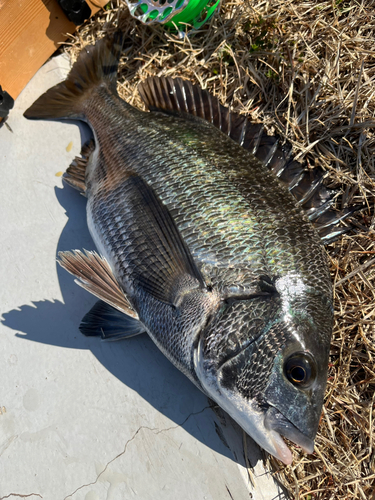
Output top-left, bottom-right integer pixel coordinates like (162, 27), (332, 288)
(64, 1), (375, 498)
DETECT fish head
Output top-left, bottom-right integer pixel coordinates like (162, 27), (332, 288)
(194, 276), (333, 464)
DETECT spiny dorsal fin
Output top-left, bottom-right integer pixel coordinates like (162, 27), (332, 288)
(63, 140), (95, 195)
(58, 250), (139, 319)
(138, 76), (360, 244)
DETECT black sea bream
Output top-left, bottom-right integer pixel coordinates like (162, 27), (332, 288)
(24, 31), (354, 464)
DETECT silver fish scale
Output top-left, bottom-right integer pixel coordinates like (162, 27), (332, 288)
(84, 90), (331, 300)
(234, 321), (289, 400)
(83, 89), (332, 382)
(203, 299), (279, 366)
(87, 158), (217, 379)
(134, 289), (215, 382)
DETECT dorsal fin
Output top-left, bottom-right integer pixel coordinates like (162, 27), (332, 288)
(138, 77), (360, 244)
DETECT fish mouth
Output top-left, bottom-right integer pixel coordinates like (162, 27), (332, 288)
(264, 406), (315, 457)
(216, 352), (315, 464)
(194, 336), (314, 465)
(216, 344), (314, 461)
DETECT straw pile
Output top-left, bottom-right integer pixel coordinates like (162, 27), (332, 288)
(65, 1), (375, 497)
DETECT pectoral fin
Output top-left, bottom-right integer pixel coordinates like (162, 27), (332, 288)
(122, 175), (206, 306)
(58, 250), (138, 319)
(80, 300), (145, 340)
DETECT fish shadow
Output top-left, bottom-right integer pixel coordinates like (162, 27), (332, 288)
(1, 124), (262, 470)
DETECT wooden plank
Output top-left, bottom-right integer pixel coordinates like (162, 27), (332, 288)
(0, 0), (108, 101)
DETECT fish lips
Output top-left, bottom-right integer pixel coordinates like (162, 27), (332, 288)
(264, 406), (315, 455)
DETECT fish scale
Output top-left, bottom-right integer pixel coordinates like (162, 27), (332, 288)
(83, 96), (332, 411)
(84, 93), (329, 296)
(24, 30), (335, 464)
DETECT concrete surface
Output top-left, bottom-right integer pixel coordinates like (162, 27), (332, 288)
(0, 54), (287, 500)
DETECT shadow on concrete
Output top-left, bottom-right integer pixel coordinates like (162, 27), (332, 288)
(1, 123), (239, 465)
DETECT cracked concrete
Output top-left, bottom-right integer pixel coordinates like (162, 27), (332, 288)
(63, 408), (212, 499)
(0, 495), (42, 499)
(0, 55), (286, 500)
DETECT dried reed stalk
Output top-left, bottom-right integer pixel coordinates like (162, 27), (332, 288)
(64, 1), (375, 497)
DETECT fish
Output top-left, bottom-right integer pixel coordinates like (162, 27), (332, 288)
(23, 31), (355, 464)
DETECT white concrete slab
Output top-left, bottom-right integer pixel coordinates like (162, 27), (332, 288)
(0, 54), (287, 500)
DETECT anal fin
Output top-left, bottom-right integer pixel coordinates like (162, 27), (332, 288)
(80, 300), (145, 340)
(58, 250), (139, 319)
(63, 140), (95, 195)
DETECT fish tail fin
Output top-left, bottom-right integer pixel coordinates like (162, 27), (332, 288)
(24, 30), (124, 121)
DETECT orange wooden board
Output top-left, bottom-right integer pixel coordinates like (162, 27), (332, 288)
(0, 0), (108, 101)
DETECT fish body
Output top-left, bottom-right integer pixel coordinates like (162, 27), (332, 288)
(24, 32), (335, 464)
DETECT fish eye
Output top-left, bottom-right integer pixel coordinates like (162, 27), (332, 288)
(284, 352), (316, 388)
